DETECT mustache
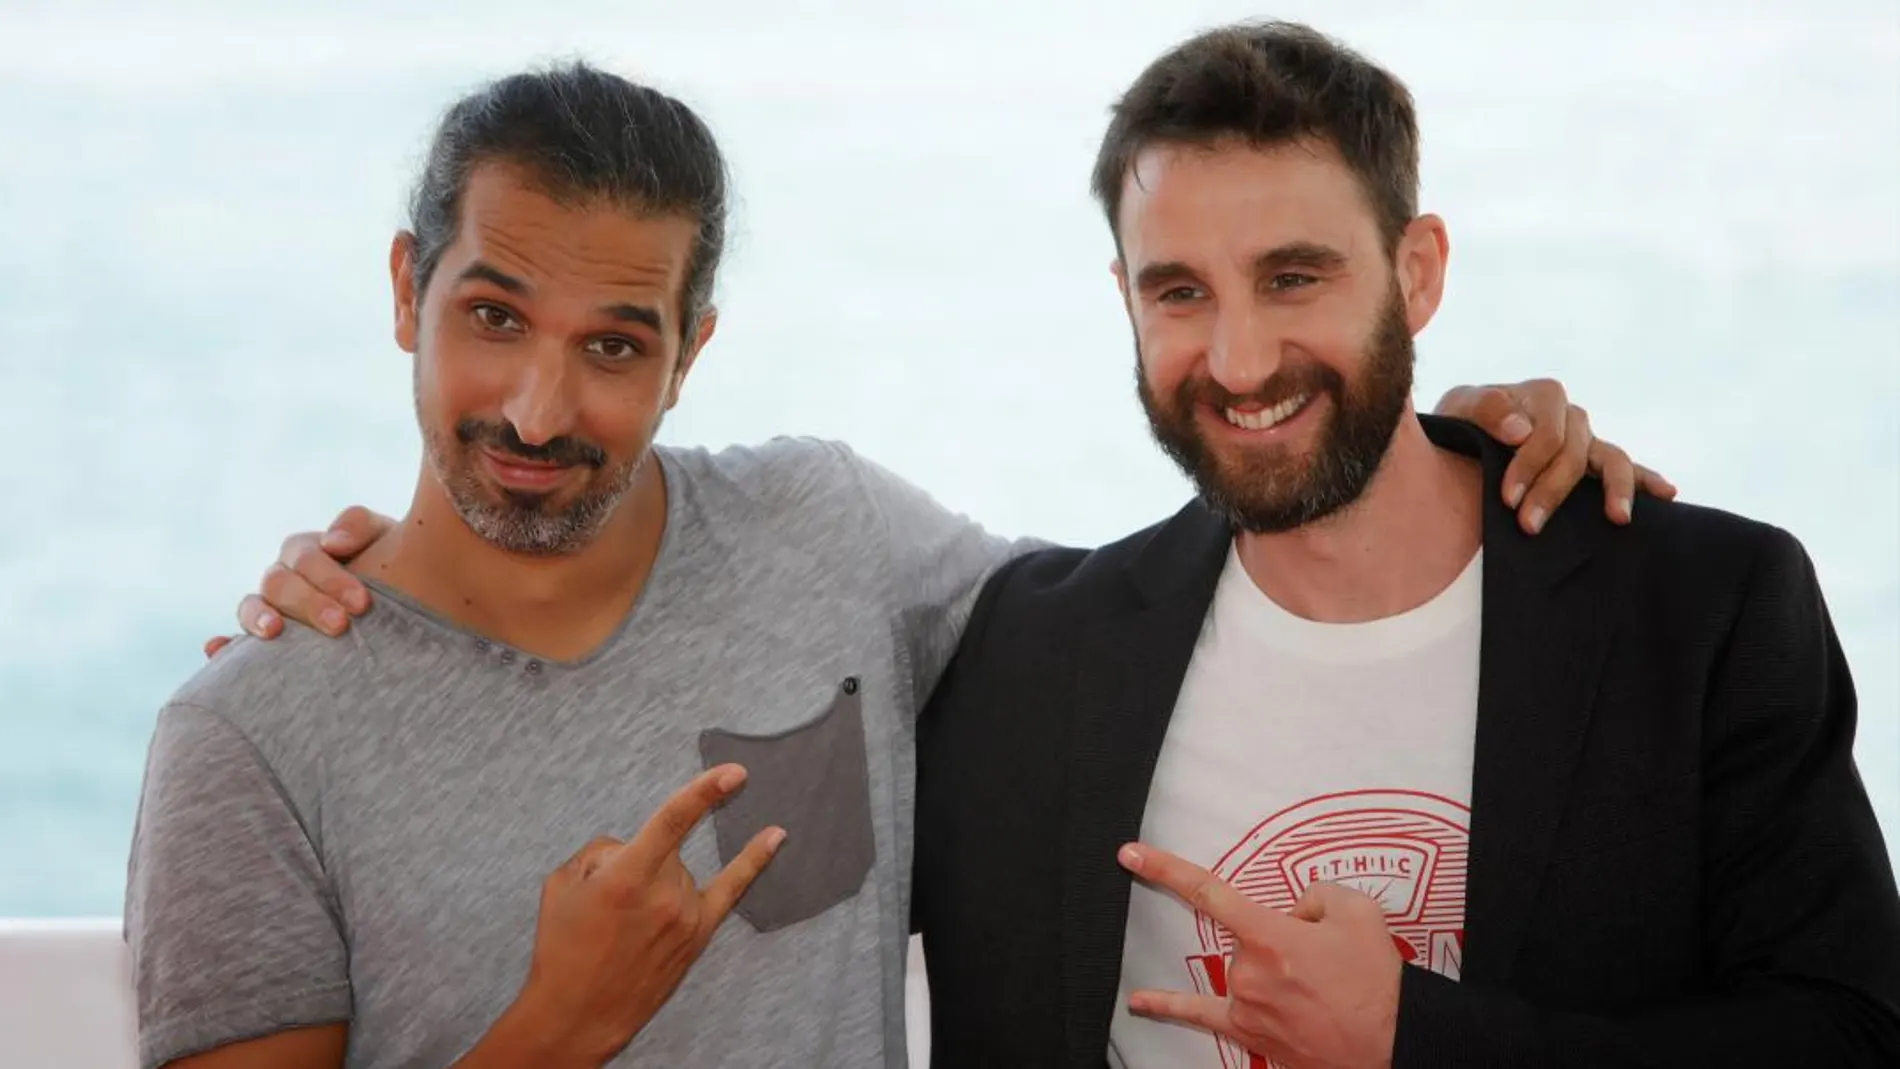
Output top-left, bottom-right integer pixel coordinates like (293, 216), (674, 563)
(455, 418), (606, 469)
(1176, 361), (1345, 410)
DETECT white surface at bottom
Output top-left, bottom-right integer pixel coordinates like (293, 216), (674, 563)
(0, 918), (137, 1068)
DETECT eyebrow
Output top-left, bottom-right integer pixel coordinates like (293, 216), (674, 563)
(1133, 241), (1350, 293)
(1254, 241), (1348, 274)
(600, 302), (664, 334)
(455, 259), (665, 333)
(1134, 260), (1200, 293)
(455, 260), (529, 295)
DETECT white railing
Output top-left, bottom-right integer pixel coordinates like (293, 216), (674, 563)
(0, 921), (930, 1068)
(0, 917), (138, 1068)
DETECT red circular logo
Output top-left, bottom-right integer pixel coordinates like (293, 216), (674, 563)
(1183, 789), (1469, 1069)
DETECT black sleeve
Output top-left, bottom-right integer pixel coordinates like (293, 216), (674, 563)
(909, 551), (1036, 937)
(1393, 526), (1900, 1068)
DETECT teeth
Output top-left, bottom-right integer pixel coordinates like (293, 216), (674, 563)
(1224, 392), (1310, 431)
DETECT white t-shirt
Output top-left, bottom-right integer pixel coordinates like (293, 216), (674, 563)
(1108, 545), (1483, 1069)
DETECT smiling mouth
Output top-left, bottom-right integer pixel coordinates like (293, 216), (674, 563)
(1222, 391), (1312, 431)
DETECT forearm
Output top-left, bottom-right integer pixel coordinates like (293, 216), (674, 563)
(1393, 966), (1900, 1068)
(450, 996), (601, 1069)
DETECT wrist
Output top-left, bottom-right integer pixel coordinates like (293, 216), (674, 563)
(459, 991), (600, 1069)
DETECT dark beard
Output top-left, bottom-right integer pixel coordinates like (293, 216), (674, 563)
(1138, 289), (1415, 534)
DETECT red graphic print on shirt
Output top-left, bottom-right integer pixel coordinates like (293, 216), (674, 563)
(1182, 789), (1470, 1069)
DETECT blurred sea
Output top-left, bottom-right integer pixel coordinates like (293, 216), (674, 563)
(1, 0), (1896, 915)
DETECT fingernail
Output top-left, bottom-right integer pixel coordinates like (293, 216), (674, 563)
(717, 766), (747, 792)
(256, 611), (278, 635)
(1129, 995), (1149, 1015)
(766, 827), (788, 850)
(344, 588), (369, 613)
(1618, 497), (1633, 520)
(319, 529), (346, 550)
(1118, 844), (1143, 872)
(320, 608), (346, 632)
(1527, 506), (1547, 533)
(1505, 483), (1525, 508)
(1501, 413), (1532, 441)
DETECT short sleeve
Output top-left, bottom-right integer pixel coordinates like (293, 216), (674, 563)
(125, 702), (351, 1068)
(838, 445), (1051, 709)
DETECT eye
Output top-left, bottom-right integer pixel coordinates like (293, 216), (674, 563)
(585, 335), (644, 361)
(1268, 273), (1318, 291)
(471, 303), (521, 332)
(1157, 285), (1205, 304)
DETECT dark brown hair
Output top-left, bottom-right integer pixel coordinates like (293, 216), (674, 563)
(408, 61), (728, 342)
(1091, 20), (1420, 255)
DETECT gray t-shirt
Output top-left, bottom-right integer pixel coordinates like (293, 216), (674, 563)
(124, 437), (1034, 1069)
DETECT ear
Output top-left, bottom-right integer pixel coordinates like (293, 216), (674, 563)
(666, 305), (718, 410)
(1394, 214), (1450, 335)
(1111, 257), (1135, 319)
(390, 231), (421, 354)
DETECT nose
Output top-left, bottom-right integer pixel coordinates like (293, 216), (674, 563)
(499, 346), (580, 446)
(1205, 303), (1284, 395)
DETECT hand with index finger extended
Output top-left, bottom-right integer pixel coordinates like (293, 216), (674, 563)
(606, 763), (751, 885)
(1118, 842), (1301, 945)
(501, 764), (786, 1065)
(1118, 841), (1402, 1069)
(602, 762), (783, 934)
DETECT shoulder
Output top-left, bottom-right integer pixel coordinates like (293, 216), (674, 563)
(1600, 492), (1815, 594)
(984, 506), (1201, 598)
(988, 528), (1144, 596)
(1449, 419), (1811, 599)
(649, 438), (918, 608)
(1546, 487), (1831, 664)
(657, 436), (886, 518)
(656, 436), (1022, 571)
(159, 619), (383, 768)
(961, 510), (1184, 637)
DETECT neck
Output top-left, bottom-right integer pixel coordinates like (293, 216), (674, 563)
(351, 455), (669, 660)
(1235, 407), (1482, 624)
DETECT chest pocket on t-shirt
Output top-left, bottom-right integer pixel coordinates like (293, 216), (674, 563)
(697, 677), (876, 932)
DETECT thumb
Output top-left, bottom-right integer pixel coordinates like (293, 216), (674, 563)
(1482, 388), (1535, 445)
(1291, 879), (1363, 921)
(1290, 888), (1327, 921)
(319, 505), (387, 558)
(1437, 385), (1532, 444)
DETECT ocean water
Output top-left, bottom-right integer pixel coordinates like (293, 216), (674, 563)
(1, 0), (1895, 918)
